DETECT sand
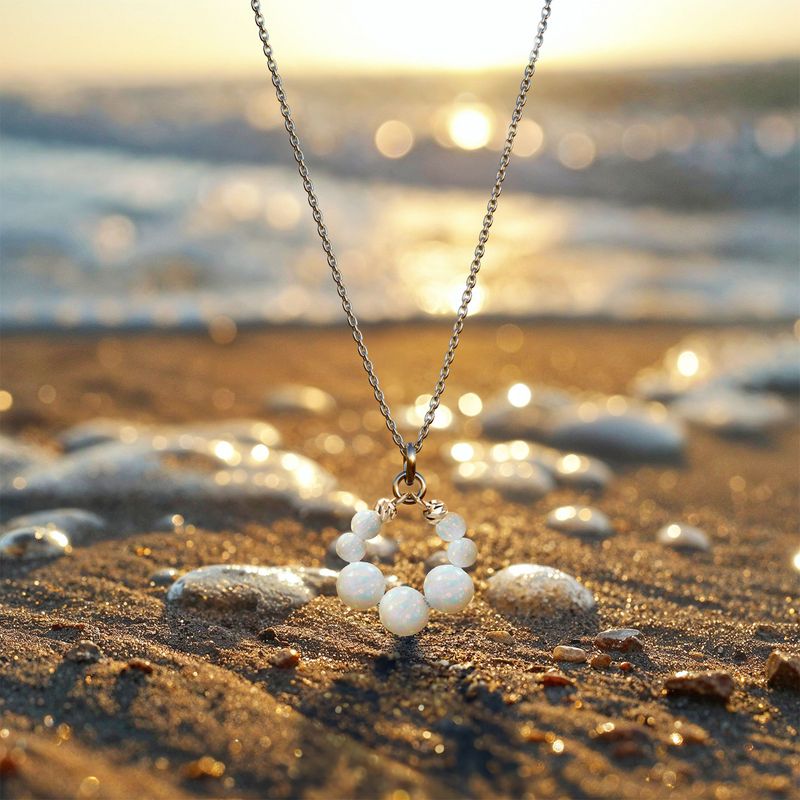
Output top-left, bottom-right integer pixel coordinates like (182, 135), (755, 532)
(1, 321), (798, 799)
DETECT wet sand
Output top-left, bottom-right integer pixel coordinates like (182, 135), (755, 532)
(1, 321), (798, 799)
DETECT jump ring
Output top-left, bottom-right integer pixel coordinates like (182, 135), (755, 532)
(392, 471), (427, 504)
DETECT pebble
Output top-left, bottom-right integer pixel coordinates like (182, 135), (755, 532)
(619, 661), (634, 672)
(545, 400), (685, 461)
(552, 453), (613, 490)
(264, 385), (336, 415)
(149, 567), (180, 586)
(65, 640), (102, 663)
(664, 670), (734, 702)
(123, 658), (154, 674)
(552, 645), (587, 663)
(0, 526), (72, 560)
(166, 564), (337, 616)
(0, 434), (53, 473)
(3, 508), (105, 543)
(657, 523), (711, 552)
(765, 650), (800, 690)
(673, 388), (789, 435)
(271, 647), (301, 669)
(546, 506), (614, 538)
(2, 420), (353, 520)
(536, 671), (574, 687)
(444, 440), (613, 492)
(590, 653), (612, 669)
(481, 384), (575, 440)
(452, 460), (555, 499)
(594, 628), (643, 652)
(486, 630), (514, 644)
(485, 564), (595, 617)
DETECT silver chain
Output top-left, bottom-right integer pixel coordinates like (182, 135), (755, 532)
(249, 1), (553, 457)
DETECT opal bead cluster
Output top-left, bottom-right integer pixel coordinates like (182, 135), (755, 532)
(335, 508), (477, 636)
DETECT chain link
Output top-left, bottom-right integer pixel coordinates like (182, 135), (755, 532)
(249, 1), (553, 456)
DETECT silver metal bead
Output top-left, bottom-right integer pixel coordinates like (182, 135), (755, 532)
(423, 499), (448, 524)
(375, 497), (397, 523)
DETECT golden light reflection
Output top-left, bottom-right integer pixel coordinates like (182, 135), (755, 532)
(793, 549), (800, 572)
(250, 444), (269, 462)
(507, 383), (532, 408)
(664, 524), (682, 540)
(374, 119), (414, 159)
(559, 454), (582, 474)
(450, 442), (475, 463)
(458, 392), (483, 417)
(676, 350), (700, 378)
(447, 104), (493, 151)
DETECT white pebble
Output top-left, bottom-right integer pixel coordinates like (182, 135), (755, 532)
(436, 512), (467, 542)
(336, 561), (385, 610)
(351, 509), (382, 540)
(423, 565), (474, 613)
(335, 532), (366, 563)
(657, 523), (710, 552)
(379, 586), (429, 636)
(447, 538), (477, 568)
(485, 563), (595, 617)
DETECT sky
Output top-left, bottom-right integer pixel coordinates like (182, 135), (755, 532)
(0, 0), (798, 86)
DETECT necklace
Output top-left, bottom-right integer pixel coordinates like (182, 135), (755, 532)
(249, 1), (554, 636)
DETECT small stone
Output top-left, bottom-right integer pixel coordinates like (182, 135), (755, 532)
(657, 523), (710, 552)
(688, 650), (705, 661)
(546, 506), (614, 538)
(594, 627), (643, 652)
(271, 647), (301, 669)
(664, 670), (734, 702)
(149, 567), (179, 586)
(552, 645), (587, 663)
(589, 653), (612, 669)
(766, 650), (800, 690)
(124, 658), (154, 674)
(0, 526), (72, 560)
(182, 756), (226, 779)
(619, 661), (634, 672)
(537, 671), (575, 687)
(486, 630), (514, 644)
(65, 640), (102, 663)
(424, 550), (450, 571)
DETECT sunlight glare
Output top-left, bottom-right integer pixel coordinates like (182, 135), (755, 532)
(448, 105), (493, 150)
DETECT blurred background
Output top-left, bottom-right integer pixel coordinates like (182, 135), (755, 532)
(1, 0), (798, 332)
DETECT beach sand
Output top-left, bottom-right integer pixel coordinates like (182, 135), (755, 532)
(1, 321), (798, 799)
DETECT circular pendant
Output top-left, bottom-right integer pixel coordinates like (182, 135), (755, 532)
(334, 471), (477, 636)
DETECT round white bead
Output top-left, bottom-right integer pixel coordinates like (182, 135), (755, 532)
(447, 538), (477, 568)
(435, 512), (467, 542)
(335, 532), (366, 563)
(379, 586), (429, 636)
(423, 564), (474, 613)
(336, 561), (385, 610)
(351, 509), (382, 540)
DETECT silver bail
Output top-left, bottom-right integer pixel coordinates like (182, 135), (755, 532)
(404, 442), (417, 486)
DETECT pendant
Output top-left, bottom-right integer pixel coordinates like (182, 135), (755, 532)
(334, 445), (476, 636)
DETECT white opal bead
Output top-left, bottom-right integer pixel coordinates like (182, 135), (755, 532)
(446, 538), (477, 568)
(336, 561), (385, 610)
(351, 509), (382, 540)
(423, 564), (474, 613)
(335, 532), (366, 563)
(379, 586), (429, 636)
(435, 512), (466, 542)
